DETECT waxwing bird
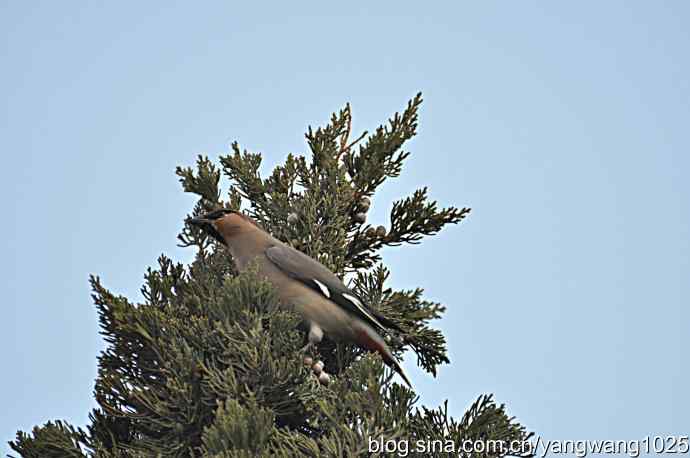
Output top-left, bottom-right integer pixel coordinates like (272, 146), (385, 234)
(188, 209), (411, 387)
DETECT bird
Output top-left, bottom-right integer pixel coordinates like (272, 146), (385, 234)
(188, 208), (411, 386)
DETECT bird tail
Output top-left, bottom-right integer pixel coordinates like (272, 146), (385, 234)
(383, 350), (412, 388)
(355, 325), (412, 387)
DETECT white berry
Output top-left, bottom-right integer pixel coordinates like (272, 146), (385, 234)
(318, 372), (331, 386)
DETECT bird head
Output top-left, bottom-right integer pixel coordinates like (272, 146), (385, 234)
(187, 209), (258, 245)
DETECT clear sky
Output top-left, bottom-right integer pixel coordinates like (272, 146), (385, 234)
(2, 1), (688, 455)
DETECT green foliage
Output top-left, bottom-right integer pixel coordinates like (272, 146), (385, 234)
(10, 422), (87, 458)
(10, 95), (532, 457)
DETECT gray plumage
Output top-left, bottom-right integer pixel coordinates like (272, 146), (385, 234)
(265, 245), (387, 333)
(188, 210), (411, 386)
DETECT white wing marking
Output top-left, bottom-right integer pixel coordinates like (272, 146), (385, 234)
(342, 293), (385, 329)
(313, 279), (331, 298)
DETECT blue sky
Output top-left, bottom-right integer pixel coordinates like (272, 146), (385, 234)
(2, 1), (688, 455)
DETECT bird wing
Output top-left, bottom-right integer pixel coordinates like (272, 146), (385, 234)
(265, 244), (388, 332)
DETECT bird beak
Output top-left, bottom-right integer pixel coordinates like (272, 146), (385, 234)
(187, 216), (227, 245)
(188, 217), (213, 227)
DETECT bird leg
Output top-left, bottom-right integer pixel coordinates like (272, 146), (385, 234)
(299, 323), (322, 353)
(300, 323), (330, 385)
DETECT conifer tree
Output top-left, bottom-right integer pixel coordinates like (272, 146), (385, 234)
(10, 94), (533, 457)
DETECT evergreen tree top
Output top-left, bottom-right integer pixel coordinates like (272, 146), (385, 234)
(10, 94), (532, 458)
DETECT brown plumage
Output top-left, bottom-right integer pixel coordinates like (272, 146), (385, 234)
(188, 209), (411, 386)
